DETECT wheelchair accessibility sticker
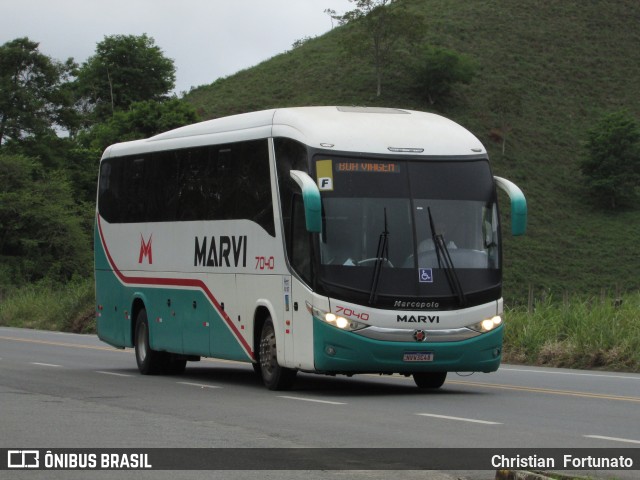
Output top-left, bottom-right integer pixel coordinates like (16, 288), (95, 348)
(419, 268), (433, 283)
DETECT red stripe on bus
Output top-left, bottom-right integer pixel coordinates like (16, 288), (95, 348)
(96, 215), (254, 359)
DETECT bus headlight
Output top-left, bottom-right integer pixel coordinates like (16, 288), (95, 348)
(307, 302), (369, 332)
(468, 315), (502, 333)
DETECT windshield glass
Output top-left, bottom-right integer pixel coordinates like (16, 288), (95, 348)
(315, 157), (501, 309)
(411, 199), (499, 269)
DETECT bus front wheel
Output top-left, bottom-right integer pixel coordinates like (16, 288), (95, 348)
(413, 371), (447, 389)
(134, 309), (165, 375)
(258, 318), (296, 390)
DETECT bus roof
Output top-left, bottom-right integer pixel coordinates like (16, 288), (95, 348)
(102, 106), (486, 159)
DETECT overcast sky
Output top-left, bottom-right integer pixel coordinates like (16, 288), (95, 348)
(2, 0), (352, 94)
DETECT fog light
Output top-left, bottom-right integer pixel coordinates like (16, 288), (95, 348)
(326, 346), (336, 356)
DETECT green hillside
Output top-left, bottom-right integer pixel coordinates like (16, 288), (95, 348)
(184, 0), (640, 303)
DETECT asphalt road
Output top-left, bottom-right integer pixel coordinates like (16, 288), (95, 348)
(1, 326), (639, 480)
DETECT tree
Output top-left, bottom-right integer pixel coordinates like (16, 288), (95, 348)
(0, 154), (92, 287)
(333, 0), (422, 97)
(76, 34), (176, 122)
(79, 98), (199, 152)
(581, 110), (640, 209)
(0, 37), (77, 145)
(416, 46), (475, 106)
(488, 85), (523, 156)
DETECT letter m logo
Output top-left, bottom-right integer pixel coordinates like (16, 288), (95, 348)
(138, 233), (153, 264)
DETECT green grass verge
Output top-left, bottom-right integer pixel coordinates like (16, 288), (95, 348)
(503, 292), (640, 372)
(0, 278), (95, 334)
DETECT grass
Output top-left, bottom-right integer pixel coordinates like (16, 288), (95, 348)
(0, 277), (95, 334)
(503, 292), (640, 372)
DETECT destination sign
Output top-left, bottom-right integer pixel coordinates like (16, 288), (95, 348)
(335, 161), (401, 174)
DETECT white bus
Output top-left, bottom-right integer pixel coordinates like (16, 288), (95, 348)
(95, 106), (527, 390)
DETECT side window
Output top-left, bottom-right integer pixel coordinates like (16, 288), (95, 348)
(149, 151), (178, 222)
(98, 156), (147, 223)
(98, 139), (276, 232)
(274, 137), (310, 261)
(98, 161), (116, 222)
(224, 140), (275, 236)
(127, 158), (146, 222)
(177, 147), (216, 221)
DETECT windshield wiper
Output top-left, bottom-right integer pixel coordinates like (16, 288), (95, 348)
(368, 208), (389, 305)
(427, 207), (467, 307)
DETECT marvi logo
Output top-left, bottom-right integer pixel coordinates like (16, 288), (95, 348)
(138, 234), (153, 264)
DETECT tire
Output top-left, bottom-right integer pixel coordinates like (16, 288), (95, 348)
(258, 318), (296, 390)
(134, 309), (165, 375)
(413, 371), (447, 389)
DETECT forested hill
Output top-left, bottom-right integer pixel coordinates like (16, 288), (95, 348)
(184, 0), (640, 302)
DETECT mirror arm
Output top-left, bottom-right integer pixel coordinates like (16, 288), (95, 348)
(494, 176), (527, 236)
(290, 170), (322, 233)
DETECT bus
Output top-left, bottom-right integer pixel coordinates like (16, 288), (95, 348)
(95, 106), (527, 390)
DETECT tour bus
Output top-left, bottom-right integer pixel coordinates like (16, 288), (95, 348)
(95, 106), (527, 390)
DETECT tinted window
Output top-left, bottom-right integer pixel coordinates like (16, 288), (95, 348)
(98, 139), (275, 236)
(274, 138), (310, 275)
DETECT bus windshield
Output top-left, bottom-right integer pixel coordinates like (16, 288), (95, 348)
(315, 157), (501, 309)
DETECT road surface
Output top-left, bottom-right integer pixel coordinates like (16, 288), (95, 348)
(1, 326), (638, 479)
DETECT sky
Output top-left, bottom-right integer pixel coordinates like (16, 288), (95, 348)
(1, 0), (353, 94)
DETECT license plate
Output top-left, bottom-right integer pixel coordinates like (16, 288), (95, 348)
(403, 351), (434, 362)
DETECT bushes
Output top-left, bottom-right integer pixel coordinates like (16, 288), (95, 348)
(0, 154), (93, 294)
(415, 46), (476, 106)
(0, 277), (95, 333)
(581, 110), (640, 209)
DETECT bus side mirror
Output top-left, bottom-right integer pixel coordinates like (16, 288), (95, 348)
(494, 176), (527, 236)
(290, 170), (322, 233)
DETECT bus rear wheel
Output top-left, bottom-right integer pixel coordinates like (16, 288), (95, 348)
(413, 372), (447, 389)
(258, 318), (296, 390)
(134, 309), (165, 375)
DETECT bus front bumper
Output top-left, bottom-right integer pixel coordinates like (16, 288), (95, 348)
(313, 318), (503, 374)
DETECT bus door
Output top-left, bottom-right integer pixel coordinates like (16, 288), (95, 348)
(282, 275), (294, 365)
(290, 276), (315, 370)
(287, 194), (316, 370)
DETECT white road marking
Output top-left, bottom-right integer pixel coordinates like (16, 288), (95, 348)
(96, 371), (133, 377)
(584, 435), (640, 445)
(30, 362), (62, 368)
(177, 382), (221, 389)
(278, 395), (346, 405)
(416, 413), (502, 425)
